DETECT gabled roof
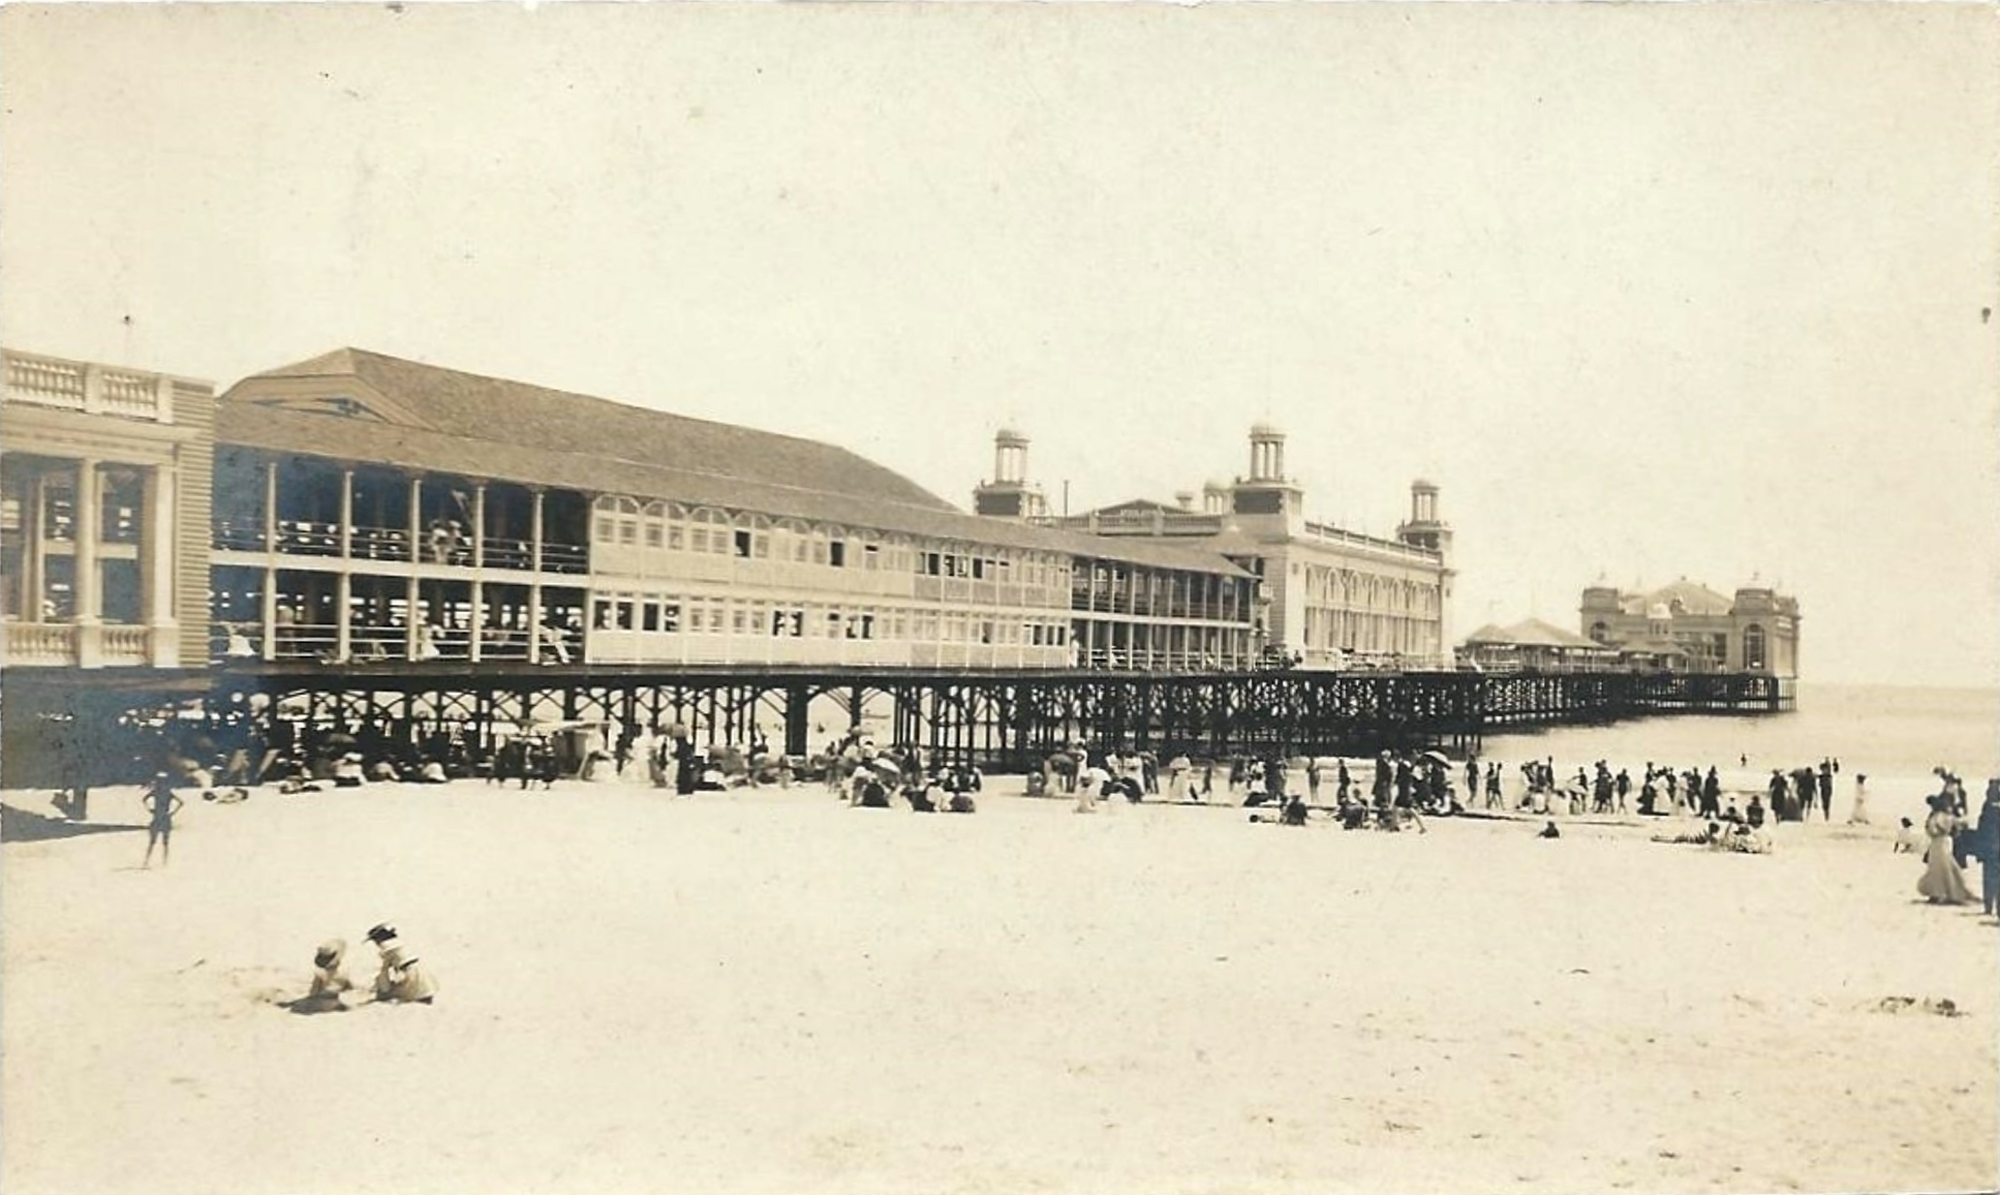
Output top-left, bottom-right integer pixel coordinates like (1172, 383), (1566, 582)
(1091, 498), (1182, 516)
(1646, 579), (1734, 617)
(1616, 579), (1735, 618)
(229, 348), (955, 512)
(1464, 618), (1607, 650)
(216, 349), (1250, 580)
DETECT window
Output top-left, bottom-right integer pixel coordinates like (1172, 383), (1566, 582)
(661, 601), (681, 633)
(830, 540), (846, 568)
(1743, 624), (1766, 670)
(734, 529), (752, 559)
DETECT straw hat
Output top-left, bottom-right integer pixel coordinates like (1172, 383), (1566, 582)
(364, 923), (398, 946)
(314, 939), (346, 969)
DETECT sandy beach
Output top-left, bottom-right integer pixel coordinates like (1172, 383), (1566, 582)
(4, 775), (1994, 1195)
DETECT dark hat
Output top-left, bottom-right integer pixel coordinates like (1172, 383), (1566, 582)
(364, 923), (397, 945)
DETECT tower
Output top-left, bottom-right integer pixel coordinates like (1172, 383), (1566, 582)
(1230, 423), (1305, 528)
(1395, 479), (1452, 557)
(972, 427), (1046, 519)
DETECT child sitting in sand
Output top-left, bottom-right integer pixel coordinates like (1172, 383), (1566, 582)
(298, 939), (355, 1011)
(1893, 817), (1921, 854)
(364, 924), (438, 1005)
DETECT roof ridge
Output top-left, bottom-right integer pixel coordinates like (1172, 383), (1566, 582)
(336, 347), (940, 477)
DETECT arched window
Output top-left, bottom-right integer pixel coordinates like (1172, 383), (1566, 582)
(641, 501), (667, 549)
(592, 495), (639, 545)
(689, 508), (729, 554)
(1743, 624), (1767, 670)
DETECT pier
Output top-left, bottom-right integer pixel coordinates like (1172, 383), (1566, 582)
(3, 664), (1794, 787)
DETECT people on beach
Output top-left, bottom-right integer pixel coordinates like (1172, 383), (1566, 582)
(1975, 780), (2000, 916)
(365, 924), (438, 1004)
(1916, 796), (1973, 905)
(294, 939), (356, 1012)
(141, 773), (184, 868)
(1847, 774), (1871, 825)
(1538, 819), (1561, 839)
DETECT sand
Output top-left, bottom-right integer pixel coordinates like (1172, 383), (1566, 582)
(4, 775), (1995, 1195)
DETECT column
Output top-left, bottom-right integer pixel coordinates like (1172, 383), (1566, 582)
(23, 471), (45, 622)
(406, 574), (422, 661)
(471, 484), (486, 567)
(338, 467), (355, 558)
(527, 488), (545, 662)
(262, 459), (279, 658)
(335, 572), (353, 662)
(73, 459), (101, 667)
(143, 461), (179, 666)
(408, 476), (423, 563)
(263, 458), (279, 553)
(467, 484), (486, 662)
(260, 579), (278, 660)
(468, 580), (485, 664)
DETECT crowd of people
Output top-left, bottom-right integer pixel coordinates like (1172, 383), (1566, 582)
(1911, 771), (2000, 914)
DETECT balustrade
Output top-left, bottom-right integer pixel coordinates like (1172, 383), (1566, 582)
(4, 622), (80, 664)
(99, 625), (153, 664)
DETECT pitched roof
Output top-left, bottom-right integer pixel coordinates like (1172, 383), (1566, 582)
(1645, 579), (1735, 617)
(1615, 579), (1735, 618)
(230, 348), (953, 511)
(216, 349), (1249, 579)
(1464, 618), (1607, 650)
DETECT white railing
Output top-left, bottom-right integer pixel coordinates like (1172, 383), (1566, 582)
(2, 350), (176, 423)
(4, 622), (80, 664)
(99, 625), (154, 664)
(4, 353), (86, 411)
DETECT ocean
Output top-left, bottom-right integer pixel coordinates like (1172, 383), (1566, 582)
(1480, 682), (2000, 826)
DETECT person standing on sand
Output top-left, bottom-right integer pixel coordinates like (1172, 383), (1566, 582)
(1847, 774), (1871, 826)
(1916, 795), (1973, 905)
(141, 773), (183, 868)
(1818, 761), (1835, 820)
(1974, 780), (2000, 916)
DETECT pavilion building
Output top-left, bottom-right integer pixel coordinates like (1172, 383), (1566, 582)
(975, 423), (1454, 669)
(1579, 578), (1801, 676)
(206, 349), (1260, 672)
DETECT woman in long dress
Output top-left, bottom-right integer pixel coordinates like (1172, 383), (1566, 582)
(1916, 797), (1973, 905)
(1846, 774), (1871, 825)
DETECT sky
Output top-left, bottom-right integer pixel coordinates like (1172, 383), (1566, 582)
(3, 2), (1997, 687)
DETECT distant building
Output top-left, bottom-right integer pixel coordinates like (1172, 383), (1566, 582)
(1, 348), (215, 670)
(977, 423), (1453, 669)
(1579, 578), (1800, 676)
(1458, 618), (1617, 672)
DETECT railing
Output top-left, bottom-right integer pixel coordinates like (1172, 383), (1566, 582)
(271, 625), (340, 661)
(99, 625), (153, 664)
(539, 542), (589, 574)
(2, 350), (177, 422)
(213, 521), (267, 552)
(482, 537), (534, 571)
(99, 371), (163, 419)
(351, 525), (416, 562)
(4, 622), (80, 664)
(276, 520), (342, 557)
(5, 354), (85, 411)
